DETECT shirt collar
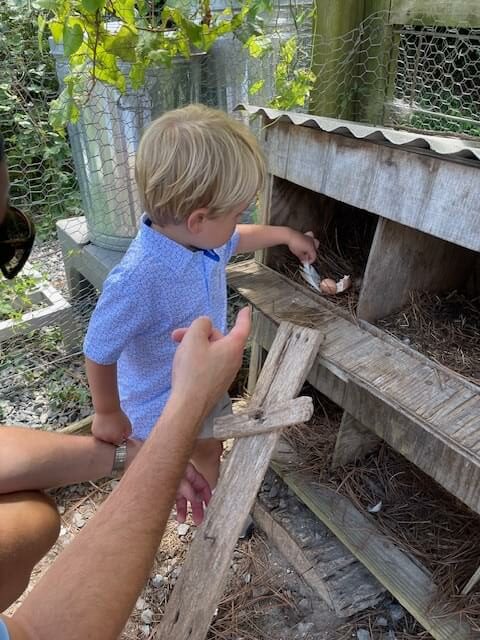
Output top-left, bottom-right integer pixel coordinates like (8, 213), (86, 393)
(139, 215), (219, 272)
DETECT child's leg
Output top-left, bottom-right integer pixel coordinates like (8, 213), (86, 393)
(191, 439), (223, 490)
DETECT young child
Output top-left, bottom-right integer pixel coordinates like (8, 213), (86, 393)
(84, 104), (318, 496)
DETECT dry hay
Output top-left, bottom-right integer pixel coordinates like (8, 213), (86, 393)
(377, 290), (480, 384)
(283, 388), (480, 632)
(335, 606), (431, 640)
(208, 536), (298, 640)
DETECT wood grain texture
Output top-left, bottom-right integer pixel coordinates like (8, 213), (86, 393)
(253, 500), (384, 616)
(213, 396), (313, 439)
(58, 415), (93, 435)
(228, 260), (480, 513)
(263, 124), (480, 252)
(358, 217), (477, 321)
(272, 449), (476, 640)
(331, 412), (381, 468)
(155, 323), (323, 640)
(310, 0), (365, 119)
(462, 566), (480, 596)
(390, 0), (480, 27)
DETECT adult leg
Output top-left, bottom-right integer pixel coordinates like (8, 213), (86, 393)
(0, 491), (60, 611)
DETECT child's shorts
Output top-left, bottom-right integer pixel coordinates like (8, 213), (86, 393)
(199, 393), (232, 440)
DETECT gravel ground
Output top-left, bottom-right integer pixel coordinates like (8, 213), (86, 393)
(0, 239), (95, 428)
(6, 477), (342, 640)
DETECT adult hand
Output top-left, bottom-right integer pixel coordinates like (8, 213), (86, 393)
(175, 463), (212, 526)
(171, 306), (251, 419)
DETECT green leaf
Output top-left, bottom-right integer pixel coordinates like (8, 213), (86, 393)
(104, 26), (138, 63)
(49, 87), (80, 131)
(37, 14), (46, 52)
(63, 22), (83, 57)
(129, 62), (145, 89)
(114, 0), (135, 25)
(245, 34), (271, 59)
(35, 0), (59, 11)
(249, 79), (265, 95)
(81, 0), (105, 12)
(49, 20), (64, 44)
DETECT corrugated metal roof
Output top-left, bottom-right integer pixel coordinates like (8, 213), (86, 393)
(237, 105), (480, 166)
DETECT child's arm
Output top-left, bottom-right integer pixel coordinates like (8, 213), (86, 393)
(235, 224), (318, 264)
(86, 358), (132, 444)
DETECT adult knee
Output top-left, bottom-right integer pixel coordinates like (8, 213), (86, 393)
(0, 491), (60, 610)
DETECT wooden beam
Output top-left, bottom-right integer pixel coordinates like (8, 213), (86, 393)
(272, 450), (475, 640)
(58, 415), (93, 435)
(462, 566), (480, 596)
(310, 0), (365, 119)
(331, 412), (381, 468)
(253, 493), (385, 616)
(389, 0), (480, 27)
(342, 378), (480, 514)
(227, 260), (480, 514)
(264, 123), (480, 253)
(213, 397), (313, 439)
(357, 217), (476, 322)
(155, 323), (323, 640)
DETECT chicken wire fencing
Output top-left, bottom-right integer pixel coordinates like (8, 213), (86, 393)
(1, 0), (479, 429)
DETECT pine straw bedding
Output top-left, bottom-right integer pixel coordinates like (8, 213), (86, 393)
(377, 290), (480, 385)
(283, 390), (480, 633)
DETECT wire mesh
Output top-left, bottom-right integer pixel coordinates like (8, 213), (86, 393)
(388, 23), (480, 136)
(1, 1), (479, 429)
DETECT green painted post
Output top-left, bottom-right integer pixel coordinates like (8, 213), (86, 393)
(310, 0), (366, 119)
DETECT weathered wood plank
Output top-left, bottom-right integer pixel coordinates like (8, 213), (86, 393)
(58, 415), (93, 435)
(462, 566), (480, 596)
(272, 451), (476, 640)
(331, 412), (381, 468)
(389, 0), (480, 27)
(253, 489), (385, 616)
(264, 124), (480, 252)
(358, 217), (476, 321)
(228, 260), (480, 513)
(310, 0), (365, 119)
(155, 323), (323, 640)
(213, 397), (313, 439)
(343, 379), (480, 513)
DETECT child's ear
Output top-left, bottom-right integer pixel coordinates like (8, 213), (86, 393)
(186, 208), (209, 235)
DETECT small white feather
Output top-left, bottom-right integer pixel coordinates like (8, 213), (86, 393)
(301, 262), (321, 291)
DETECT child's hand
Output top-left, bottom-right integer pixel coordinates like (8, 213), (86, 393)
(92, 409), (132, 444)
(288, 230), (319, 265)
(176, 463), (212, 526)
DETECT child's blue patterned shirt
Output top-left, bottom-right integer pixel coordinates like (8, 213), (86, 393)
(84, 216), (239, 440)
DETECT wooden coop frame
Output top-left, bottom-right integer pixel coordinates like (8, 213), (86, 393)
(227, 106), (480, 638)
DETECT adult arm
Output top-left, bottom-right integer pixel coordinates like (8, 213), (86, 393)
(4, 307), (251, 640)
(0, 428), (141, 494)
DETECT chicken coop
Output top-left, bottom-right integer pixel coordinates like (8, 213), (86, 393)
(228, 105), (480, 639)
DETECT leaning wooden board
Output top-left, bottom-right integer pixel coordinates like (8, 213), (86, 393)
(271, 442), (476, 640)
(155, 322), (323, 640)
(227, 259), (480, 514)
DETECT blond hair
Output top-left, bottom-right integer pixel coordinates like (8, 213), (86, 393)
(135, 104), (266, 225)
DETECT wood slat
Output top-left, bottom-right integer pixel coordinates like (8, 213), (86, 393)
(271, 448), (476, 640)
(228, 260), (480, 513)
(213, 397), (313, 439)
(155, 323), (324, 640)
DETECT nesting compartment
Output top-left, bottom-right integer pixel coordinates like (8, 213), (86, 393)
(265, 177), (378, 313)
(228, 106), (480, 639)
